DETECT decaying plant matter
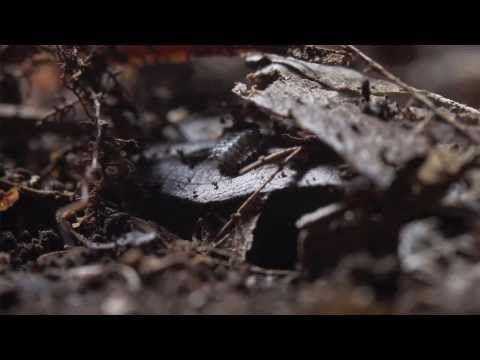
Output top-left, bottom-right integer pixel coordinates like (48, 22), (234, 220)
(2, 45), (480, 314)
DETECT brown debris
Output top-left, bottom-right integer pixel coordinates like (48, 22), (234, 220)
(0, 187), (19, 212)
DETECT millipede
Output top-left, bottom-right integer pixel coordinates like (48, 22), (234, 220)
(208, 129), (264, 176)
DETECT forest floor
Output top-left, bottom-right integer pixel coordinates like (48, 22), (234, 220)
(2, 45), (480, 314)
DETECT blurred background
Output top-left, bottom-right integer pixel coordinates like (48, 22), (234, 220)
(3, 45), (480, 120)
(360, 45), (480, 107)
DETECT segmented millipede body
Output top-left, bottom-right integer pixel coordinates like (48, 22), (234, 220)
(209, 129), (263, 176)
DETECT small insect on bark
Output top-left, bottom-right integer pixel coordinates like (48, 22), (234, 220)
(208, 129), (264, 176)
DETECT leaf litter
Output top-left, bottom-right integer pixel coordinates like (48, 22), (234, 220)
(1, 45), (480, 313)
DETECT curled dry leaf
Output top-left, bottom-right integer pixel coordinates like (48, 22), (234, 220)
(0, 187), (19, 212)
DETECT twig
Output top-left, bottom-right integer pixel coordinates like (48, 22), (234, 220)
(42, 98), (82, 123)
(342, 45), (480, 144)
(238, 147), (299, 175)
(55, 93), (107, 247)
(0, 99), (85, 127)
(214, 146), (302, 244)
(418, 90), (480, 117)
(86, 91), (107, 184)
(247, 265), (298, 277)
(0, 178), (73, 200)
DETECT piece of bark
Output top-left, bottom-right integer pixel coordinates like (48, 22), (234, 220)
(234, 54), (429, 188)
(243, 53), (405, 95)
(287, 46), (352, 66)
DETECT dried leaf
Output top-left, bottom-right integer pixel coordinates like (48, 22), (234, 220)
(0, 188), (19, 212)
(143, 154), (343, 204)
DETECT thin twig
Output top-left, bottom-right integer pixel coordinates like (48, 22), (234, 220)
(0, 99), (84, 127)
(86, 91), (107, 184)
(0, 178), (73, 200)
(214, 146), (302, 244)
(55, 92), (109, 248)
(342, 45), (480, 144)
(247, 265), (298, 277)
(418, 90), (480, 117)
(42, 98), (82, 123)
(238, 147), (300, 175)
